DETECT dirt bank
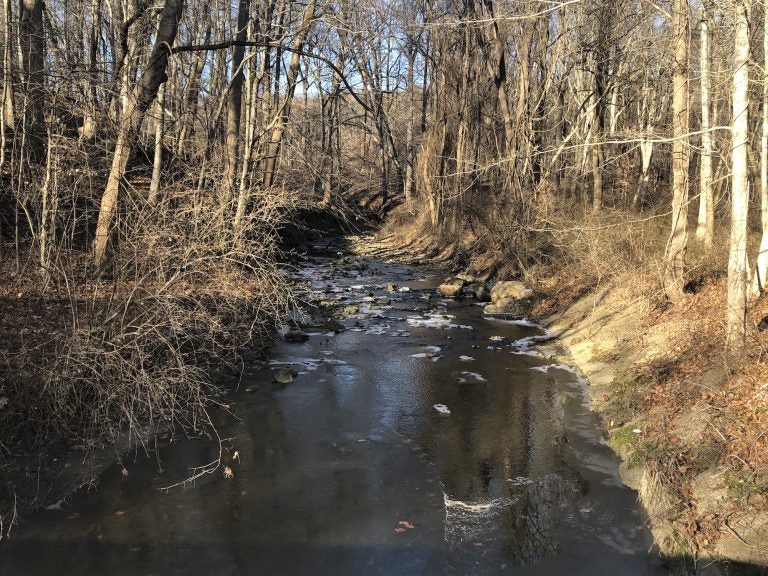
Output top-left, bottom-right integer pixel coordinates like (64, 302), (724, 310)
(535, 274), (768, 574)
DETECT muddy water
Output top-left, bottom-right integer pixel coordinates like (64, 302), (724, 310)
(0, 252), (663, 575)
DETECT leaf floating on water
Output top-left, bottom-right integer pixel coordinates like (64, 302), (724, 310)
(394, 527), (406, 534)
(223, 466), (234, 479)
(398, 520), (415, 529)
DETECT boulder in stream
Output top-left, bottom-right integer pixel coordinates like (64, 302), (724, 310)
(284, 330), (309, 343)
(273, 367), (299, 384)
(490, 281), (533, 301)
(438, 281), (464, 298)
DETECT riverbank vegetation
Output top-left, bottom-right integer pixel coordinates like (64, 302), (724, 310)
(1, 0), (768, 567)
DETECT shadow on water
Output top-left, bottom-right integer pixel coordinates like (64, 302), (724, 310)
(0, 245), (762, 575)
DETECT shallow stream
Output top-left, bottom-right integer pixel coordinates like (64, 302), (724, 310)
(0, 247), (663, 575)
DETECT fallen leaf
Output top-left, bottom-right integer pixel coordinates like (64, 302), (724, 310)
(394, 527), (406, 534)
(114, 510), (125, 516)
(223, 466), (234, 479)
(398, 520), (415, 529)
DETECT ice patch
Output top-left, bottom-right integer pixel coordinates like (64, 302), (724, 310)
(433, 404), (451, 415)
(398, 287), (411, 292)
(411, 352), (429, 358)
(459, 355), (475, 361)
(45, 499), (65, 511)
(486, 317), (541, 328)
(461, 371), (487, 382)
(407, 313), (472, 330)
(426, 345), (442, 353)
(269, 357), (348, 371)
(507, 476), (534, 486)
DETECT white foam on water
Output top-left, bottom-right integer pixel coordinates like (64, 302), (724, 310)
(426, 345), (442, 352)
(461, 371), (487, 382)
(411, 352), (429, 358)
(398, 286), (411, 292)
(433, 404), (451, 415)
(459, 355), (475, 361)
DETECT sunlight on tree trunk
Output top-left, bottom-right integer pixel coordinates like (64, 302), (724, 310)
(727, 0), (750, 349)
(696, 11), (714, 250)
(664, 0), (689, 302)
(752, 2), (768, 297)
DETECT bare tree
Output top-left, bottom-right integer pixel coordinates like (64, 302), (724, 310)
(727, 0), (751, 348)
(664, 0), (690, 302)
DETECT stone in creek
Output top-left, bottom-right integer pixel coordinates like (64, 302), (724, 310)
(273, 367), (298, 384)
(341, 305), (360, 315)
(484, 297), (530, 316)
(438, 282), (464, 298)
(490, 280), (533, 302)
(284, 330), (309, 343)
(474, 284), (491, 302)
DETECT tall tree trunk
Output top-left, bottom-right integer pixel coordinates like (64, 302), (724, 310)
(664, 0), (690, 302)
(696, 12), (714, 249)
(223, 0), (250, 197)
(93, 0), (184, 266)
(727, 0), (751, 348)
(262, 0), (317, 188)
(752, 4), (768, 295)
(19, 0), (45, 163)
(148, 83), (164, 205)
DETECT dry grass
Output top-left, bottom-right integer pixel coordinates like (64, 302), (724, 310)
(0, 187), (298, 537)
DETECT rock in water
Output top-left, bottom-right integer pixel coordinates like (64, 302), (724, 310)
(386, 283), (398, 292)
(484, 298), (530, 316)
(474, 284), (491, 302)
(438, 282), (464, 298)
(490, 281), (533, 302)
(273, 367), (298, 384)
(284, 330), (309, 343)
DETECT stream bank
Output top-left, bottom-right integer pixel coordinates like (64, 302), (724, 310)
(542, 280), (768, 575)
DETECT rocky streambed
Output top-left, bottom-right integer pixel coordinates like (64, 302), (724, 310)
(0, 243), (663, 576)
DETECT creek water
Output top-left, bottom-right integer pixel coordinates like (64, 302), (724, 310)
(0, 248), (664, 575)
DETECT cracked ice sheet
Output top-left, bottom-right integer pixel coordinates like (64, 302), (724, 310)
(268, 357), (348, 371)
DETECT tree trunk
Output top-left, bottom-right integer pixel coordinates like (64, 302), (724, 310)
(752, 3), (768, 295)
(93, 0), (185, 266)
(727, 0), (751, 348)
(663, 0), (690, 302)
(148, 83), (164, 205)
(223, 0), (250, 197)
(696, 12), (714, 249)
(262, 0), (317, 189)
(19, 0), (45, 163)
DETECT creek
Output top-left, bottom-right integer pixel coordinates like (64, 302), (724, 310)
(0, 244), (663, 575)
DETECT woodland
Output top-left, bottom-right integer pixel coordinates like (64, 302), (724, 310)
(1, 0), (768, 566)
